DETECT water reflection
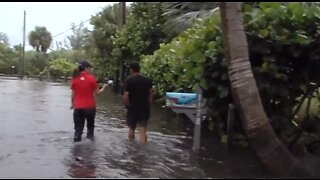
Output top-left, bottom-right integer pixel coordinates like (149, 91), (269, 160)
(68, 163), (96, 178)
(68, 141), (97, 178)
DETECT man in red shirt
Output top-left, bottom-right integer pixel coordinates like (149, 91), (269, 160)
(71, 60), (107, 142)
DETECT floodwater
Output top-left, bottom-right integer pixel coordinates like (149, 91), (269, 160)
(0, 79), (272, 178)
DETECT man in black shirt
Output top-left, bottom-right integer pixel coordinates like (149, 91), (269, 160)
(123, 62), (153, 144)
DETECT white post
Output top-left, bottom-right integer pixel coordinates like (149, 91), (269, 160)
(193, 88), (202, 151)
(11, 66), (15, 76)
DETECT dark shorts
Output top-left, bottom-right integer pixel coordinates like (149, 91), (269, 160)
(126, 109), (150, 129)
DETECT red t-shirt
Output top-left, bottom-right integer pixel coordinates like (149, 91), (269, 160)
(71, 71), (97, 109)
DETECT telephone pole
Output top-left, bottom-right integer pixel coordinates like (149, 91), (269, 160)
(20, 10), (26, 79)
(19, 44), (22, 74)
(118, 2), (126, 29)
(118, 2), (126, 93)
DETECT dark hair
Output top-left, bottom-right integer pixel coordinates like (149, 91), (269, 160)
(72, 65), (85, 79)
(130, 61), (140, 72)
(78, 64), (85, 71)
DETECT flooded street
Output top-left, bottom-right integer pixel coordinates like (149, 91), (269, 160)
(0, 79), (269, 178)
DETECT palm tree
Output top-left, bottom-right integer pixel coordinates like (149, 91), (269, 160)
(28, 26), (52, 80)
(28, 26), (52, 53)
(220, 2), (308, 177)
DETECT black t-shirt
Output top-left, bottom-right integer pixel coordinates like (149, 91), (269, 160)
(124, 74), (152, 114)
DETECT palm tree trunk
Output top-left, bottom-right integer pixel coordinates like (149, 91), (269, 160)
(219, 2), (307, 177)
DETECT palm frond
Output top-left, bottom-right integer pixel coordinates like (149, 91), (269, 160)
(162, 2), (219, 35)
(164, 7), (219, 36)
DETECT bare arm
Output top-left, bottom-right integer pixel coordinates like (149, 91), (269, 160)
(123, 91), (129, 107)
(123, 78), (130, 107)
(149, 88), (153, 106)
(70, 90), (75, 109)
(95, 84), (108, 95)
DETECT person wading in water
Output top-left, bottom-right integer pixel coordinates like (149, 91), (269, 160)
(70, 60), (108, 142)
(123, 62), (153, 144)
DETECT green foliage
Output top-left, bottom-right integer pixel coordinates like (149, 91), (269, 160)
(142, 2), (320, 137)
(296, 93), (320, 123)
(0, 43), (19, 74)
(88, 4), (120, 80)
(162, 2), (219, 37)
(90, 5), (118, 57)
(25, 51), (47, 76)
(66, 50), (89, 63)
(112, 2), (168, 77)
(141, 12), (223, 95)
(244, 2), (320, 133)
(66, 23), (90, 51)
(46, 58), (76, 79)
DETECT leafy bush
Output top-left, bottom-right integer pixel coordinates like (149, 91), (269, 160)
(0, 44), (19, 74)
(46, 58), (76, 79)
(141, 2), (320, 138)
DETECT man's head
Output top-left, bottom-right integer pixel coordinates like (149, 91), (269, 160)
(129, 61), (140, 74)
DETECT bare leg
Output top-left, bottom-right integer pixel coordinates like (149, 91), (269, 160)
(140, 127), (147, 144)
(128, 128), (135, 140)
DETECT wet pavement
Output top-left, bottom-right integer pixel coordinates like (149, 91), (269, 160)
(0, 79), (271, 178)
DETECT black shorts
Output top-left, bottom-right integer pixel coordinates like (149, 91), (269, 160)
(126, 109), (150, 129)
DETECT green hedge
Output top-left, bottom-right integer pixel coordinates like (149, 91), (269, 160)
(141, 2), (320, 138)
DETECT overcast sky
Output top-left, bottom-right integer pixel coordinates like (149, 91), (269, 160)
(0, 2), (123, 51)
